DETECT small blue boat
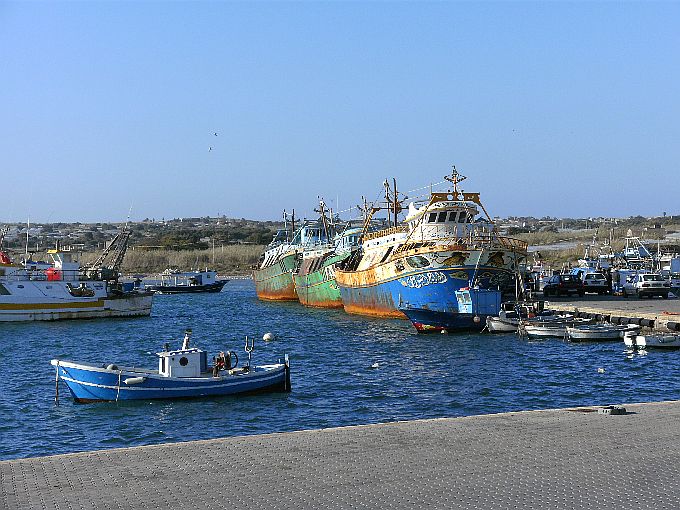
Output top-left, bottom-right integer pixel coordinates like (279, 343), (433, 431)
(51, 330), (290, 403)
(399, 288), (502, 333)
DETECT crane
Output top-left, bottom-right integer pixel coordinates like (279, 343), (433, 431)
(81, 229), (131, 281)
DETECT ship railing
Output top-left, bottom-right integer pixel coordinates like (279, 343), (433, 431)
(0, 269), (82, 282)
(362, 225), (408, 241)
(469, 233), (528, 252)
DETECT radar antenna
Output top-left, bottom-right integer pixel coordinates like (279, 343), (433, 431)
(444, 165), (467, 197)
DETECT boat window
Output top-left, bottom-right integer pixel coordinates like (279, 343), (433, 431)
(0, 283), (10, 295)
(179, 357), (189, 367)
(437, 211), (447, 222)
(447, 211), (458, 222)
(428, 212), (437, 223)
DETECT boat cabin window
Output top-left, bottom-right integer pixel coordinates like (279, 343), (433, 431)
(448, 211), (460, 222)
(428, 212), (437, 223)
(437, 211), (447, 223)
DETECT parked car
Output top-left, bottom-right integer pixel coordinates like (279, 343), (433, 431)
(624, 273), (670, 299)
(543, 274), (584, 297)
(581, 272), (609, 294)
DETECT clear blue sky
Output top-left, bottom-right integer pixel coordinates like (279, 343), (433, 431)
(2, 1), (678, 223)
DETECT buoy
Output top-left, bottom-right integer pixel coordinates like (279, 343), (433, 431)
(106, 364), (119, 371)
(473, 316), (481, 323)
(370, 362), (380, 369)
(263, 332), (275, 342)
(597, 367), (606, 374)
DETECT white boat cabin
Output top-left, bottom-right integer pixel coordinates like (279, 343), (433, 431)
(157, 347), (207, 378)
(404, 196), (490, 242)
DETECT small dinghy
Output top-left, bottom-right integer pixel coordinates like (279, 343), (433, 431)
(566, 324), (640, 342)
(520, 317), (593, 339)
(623, 332), (680, 349)
(486, 300), (549, 333)
(51, 329), (290, 403)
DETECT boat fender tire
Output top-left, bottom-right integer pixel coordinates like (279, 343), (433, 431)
(226, 351), (238, 370)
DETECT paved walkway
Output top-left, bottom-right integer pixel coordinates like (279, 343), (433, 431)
(544, 294), (680, 330)
(2, 401), (680, 509)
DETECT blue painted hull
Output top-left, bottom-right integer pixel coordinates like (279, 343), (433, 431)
(399, 307), (489, 333)
(338, 266), (511, 319)
(52, 361), (289, 402)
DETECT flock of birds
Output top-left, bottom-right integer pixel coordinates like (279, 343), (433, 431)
(208, 131), (218, 152)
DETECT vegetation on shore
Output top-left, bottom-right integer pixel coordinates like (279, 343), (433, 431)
(78, 245), (265, 275)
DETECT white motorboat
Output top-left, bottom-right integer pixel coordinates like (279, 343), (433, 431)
(486, 300), (569, 333)
(0, 234), (152, 322)
(566, 324), (640, 342)
(520, 317), (593, 340)
(624, 332), (680, 349)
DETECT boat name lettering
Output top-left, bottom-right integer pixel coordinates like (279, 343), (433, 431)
(399, 272), (448, 289)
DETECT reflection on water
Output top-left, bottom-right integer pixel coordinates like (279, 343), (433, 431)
(1, 279), (679, 460)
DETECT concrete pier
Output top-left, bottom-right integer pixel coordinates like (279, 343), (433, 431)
(544, 294), (680, 331)
(3, 400), (680, 509)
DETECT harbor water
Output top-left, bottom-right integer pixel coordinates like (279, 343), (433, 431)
(2, 279), (679, 461)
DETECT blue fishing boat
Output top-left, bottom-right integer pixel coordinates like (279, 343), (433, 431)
(335, 167), (528, 319)
(51, 330), (290, 403)
(399, 288), (502, 333)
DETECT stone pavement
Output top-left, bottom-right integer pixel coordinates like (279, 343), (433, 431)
(2, 401), (680, 509)
(545, 294), (680, 331)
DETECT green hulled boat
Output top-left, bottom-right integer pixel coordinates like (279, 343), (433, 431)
(294, 227), (362, 308)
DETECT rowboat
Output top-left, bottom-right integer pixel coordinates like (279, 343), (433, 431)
(566, 324), (640, 342)
(623, 332), (680, 349)
(486, 300), (561, 333)
(520, 317), (593, 339)
(51, 330), (290, 403)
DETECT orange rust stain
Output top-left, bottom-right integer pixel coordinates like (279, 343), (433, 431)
(299, 298), (344, 309)
(342, 302), (407, 320)
(257, 289), (298, 301)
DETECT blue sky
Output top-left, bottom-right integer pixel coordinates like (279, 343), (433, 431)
(1, 1), (678, 223)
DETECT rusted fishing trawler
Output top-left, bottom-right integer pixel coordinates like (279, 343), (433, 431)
(292, 200), (363, 308)
(335, 167), (528, 327)
(253, 211), (301, 301)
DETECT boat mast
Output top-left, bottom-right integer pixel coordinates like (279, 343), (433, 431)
(316, 198), (330, 243)
(383, 180), (392, 228)
(393, 178), (399, 227)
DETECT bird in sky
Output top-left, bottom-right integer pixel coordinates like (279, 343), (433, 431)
(213, 132), (218, 136)
(208, 146), (213, 152)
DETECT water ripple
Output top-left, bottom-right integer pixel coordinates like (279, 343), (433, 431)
(2, 279), (680, 460)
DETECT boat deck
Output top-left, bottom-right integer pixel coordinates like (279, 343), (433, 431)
(3, 400), (680, 509)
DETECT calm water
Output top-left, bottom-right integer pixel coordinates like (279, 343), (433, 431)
(2, 279), (679, 461)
